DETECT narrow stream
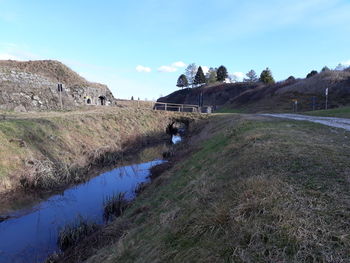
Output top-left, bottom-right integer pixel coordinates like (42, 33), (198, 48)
(0, 157), (166, 263)
(0, 123), (184, 263)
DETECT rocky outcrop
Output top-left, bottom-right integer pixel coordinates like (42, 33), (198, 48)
(0, 60), (115, 111)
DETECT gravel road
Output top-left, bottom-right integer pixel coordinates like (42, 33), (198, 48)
(262, 114), (350, 131)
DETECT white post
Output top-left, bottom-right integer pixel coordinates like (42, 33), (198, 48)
(325, 88), (328, 110)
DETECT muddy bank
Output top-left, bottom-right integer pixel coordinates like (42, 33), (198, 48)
(0, 107), (201, 214)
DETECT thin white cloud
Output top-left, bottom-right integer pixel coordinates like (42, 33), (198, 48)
(201, 66), (209, 74)
(158, 65), (178, 73)
(172, 61), (186, 68)
(340, 60), (350, 67)
(0, 43), (41, 61)
(231, 72), (246, 82)
(335, 60), (350, 70)
(136, 65), (151, 73)
(158, 61), (187, 73)
(0, 53), (19, 60)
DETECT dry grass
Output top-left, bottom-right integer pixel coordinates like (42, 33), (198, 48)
(83, 113), (350, 263)
(116, 99), (155, 110)
(0, 107), (201, 213)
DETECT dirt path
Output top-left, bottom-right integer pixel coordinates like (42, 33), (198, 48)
(262, 113), (350, 131)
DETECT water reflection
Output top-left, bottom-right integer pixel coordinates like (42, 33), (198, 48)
(0, 159), (163, 263)
(172, 135), (182, 144)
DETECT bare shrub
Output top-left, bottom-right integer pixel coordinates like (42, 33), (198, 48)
(20, 159), (57, 189)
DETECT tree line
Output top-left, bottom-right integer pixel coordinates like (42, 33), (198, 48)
(177, 63), (344, 90)
(176, 64), (275, 89)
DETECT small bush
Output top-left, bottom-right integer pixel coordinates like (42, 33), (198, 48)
(57, 217), (99, 251)
(103, 192), (129, 222)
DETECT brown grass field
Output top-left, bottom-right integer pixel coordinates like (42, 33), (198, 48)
(0, 106), (200, 213)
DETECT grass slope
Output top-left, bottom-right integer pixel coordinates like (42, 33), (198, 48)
(0, 107), (196, 212)
(85, 113), (350, 263)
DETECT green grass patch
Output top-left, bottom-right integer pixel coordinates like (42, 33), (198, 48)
(303, 106), (350, 118)
(214, 107), (246, 113)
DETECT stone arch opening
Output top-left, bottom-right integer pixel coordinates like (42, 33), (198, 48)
(166, 117), (190, 144)
(99, 96), (106, 106)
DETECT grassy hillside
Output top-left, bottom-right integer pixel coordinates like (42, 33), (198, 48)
(74, 113), (350, 263)
(158, 69), (350, 114)
(227, 69), (350, 113)
(157, 82), (259, 107)
(0, 107), (198, 213)
(0, 60), (105, 88)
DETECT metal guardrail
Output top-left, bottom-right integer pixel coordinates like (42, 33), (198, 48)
(154, 102), (212, 113)
(154, 102), (199, 112)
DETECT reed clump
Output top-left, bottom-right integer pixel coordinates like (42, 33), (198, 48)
(57, 217), (99, 251)
(103, 192), (129, 222)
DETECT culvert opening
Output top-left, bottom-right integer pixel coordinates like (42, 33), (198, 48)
(166, 119), (189, 144)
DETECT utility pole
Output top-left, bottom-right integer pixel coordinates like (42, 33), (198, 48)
(325, 88), (328, 110)
(199, 92), (203, 113)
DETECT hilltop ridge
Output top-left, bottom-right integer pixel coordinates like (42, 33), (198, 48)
(158, 68), (350, 113)
(0, 60), (105, 89)
(230, 69), (350, 112)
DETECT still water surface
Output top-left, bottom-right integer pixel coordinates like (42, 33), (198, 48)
(0, 159), (164, 263)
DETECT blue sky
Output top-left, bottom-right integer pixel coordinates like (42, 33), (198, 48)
(0, 0), (350, 99)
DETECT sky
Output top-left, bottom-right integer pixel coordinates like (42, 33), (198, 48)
(0, 0), (350, 100)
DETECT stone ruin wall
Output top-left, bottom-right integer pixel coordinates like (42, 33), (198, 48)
(0, 67), (115, 112)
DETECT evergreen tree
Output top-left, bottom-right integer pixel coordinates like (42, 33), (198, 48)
(335, 63), (345, 70)
(321, 66), (330, 72)
(206, 67), (217, 84)
(306, 70), (318, 78)
(244, 70), (258, 82)
(176, 74), (189, 89)
(131, 96), (134, 100)
(260, 68), (275, 84)
(193, 66), (206, 86)
(185, 63), (197, 88)
(217, 65), (228, 81)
